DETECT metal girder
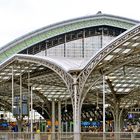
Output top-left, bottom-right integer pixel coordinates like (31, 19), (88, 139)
(14, 54), (73, 95)
(105, 78), (116, 98)
(18, 82), (51, 114)
(0, 54), (74, 98)
(79, 24), (140, 105)
(0, 54), (78, 121)
(0, 98), (11, 111)
(29, 77), (65, 88)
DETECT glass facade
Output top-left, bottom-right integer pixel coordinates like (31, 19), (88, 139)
(36, 35), (114, 59)
(20, 26), (125, 59)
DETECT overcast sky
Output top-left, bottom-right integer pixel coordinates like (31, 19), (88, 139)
(0, 0), (140, 47)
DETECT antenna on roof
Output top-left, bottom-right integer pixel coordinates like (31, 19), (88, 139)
(96, 11), (102, 14)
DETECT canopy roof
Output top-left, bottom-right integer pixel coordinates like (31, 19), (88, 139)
(0, 14), (140, 118)
(79, 23), (140, 110)
(0, 23), (140, 111)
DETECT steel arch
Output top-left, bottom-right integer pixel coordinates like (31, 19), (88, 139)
(0, 54), (76, 108)
(78, 23), (140, 105)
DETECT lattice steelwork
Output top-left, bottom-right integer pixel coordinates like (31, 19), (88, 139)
(0, 13), (140, 140)
(22, 26), (124, 59)
(0, 54), (75, 120)
(75, 24), (140, 129)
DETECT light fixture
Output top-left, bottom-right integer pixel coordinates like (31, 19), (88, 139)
(89, 118), (93, 121)
(96, 92), (99, 110)
(65, 100), (67, 113)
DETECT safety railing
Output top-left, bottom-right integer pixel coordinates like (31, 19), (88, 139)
(0, 132), (139, 140)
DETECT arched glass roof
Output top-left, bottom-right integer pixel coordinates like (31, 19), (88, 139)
(0, 13), (139, 64)
(0, 22), (140, 112)
(0, 14), (140, 120)
(78, 23), (140, 110)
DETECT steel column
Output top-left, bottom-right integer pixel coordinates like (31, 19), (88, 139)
(52, 99), (55, 132)
(73, 78), (80, 140)
(17, 73), (23, 132)
(20, 74), (22, 119)
(58, 100), (61, 133)
(64, 34), (66, 57)
(31, 87), (33, 140)
(11, 66), (14, 115)
(82, 29), (85, 58)
(115, 103), (120, 131)
(27, 72), (30, 132)
(103, 75), (106, 133)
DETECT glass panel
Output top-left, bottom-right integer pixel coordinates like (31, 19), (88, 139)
(35, 35), (115, 59)
(66, 39), (82, 58)
(48, 44), (64, 57)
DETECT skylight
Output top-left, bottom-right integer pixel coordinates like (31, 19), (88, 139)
(104, 55), (114, 61)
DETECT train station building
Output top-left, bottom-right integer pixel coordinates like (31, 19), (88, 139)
(0, 12), (140, 139)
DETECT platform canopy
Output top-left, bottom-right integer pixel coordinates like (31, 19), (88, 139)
(0, 14), (140, 120)
(78, 23), (140, 111)
(0, 24), (140, 117)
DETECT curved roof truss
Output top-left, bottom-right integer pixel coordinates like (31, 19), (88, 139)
(0, 54), (73, 94)
(0, 54), (74, 114)
(79, 23), (140, 105)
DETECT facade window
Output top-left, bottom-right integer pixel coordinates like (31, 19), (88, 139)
(21, 26), (125, 59)
(36, 35), (115, 59)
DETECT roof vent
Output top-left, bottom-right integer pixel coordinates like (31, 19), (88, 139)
(96, 11), (102, 14)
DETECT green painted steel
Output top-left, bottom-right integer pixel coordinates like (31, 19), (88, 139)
(0, 16), (138, 63)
